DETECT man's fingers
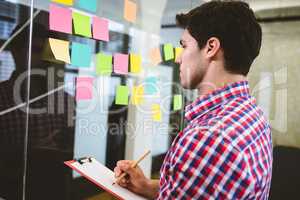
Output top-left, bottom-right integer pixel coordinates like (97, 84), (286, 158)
(114, 167), (121, 178)
(117, 160), (132, 167)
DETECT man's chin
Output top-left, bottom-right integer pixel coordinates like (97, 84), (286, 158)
(180, 80), (197, 90)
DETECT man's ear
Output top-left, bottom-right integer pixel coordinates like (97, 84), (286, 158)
(205, 37), (221, 58)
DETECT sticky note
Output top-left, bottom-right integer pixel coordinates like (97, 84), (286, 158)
(130, 54), (142, 73)
(175, 47), (183, 60)
(49, 4), (72, 34)
(131, 86), (144, 105)
(115, 85), (129, 105)
(72, 12), (92, 38)
(114, 53), (128, 74)
(152, 104), (162, 122)
(77, 0), (97, 12)
(124, 0), (137, 23)
(96, 53), (112, 75)
(76, 77), (94, 100)
(93, 17), (109, 41)
(163, 43), (174, 61)
(149, 47), (162, 65)
(71, 42), (92, 67)
(144, 77), (158, 95)
(52, 0), (73, 6)
(49, 38), (70, 64)
(173, 94), (183, 111)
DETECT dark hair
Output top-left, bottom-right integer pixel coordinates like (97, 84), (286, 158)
(176, 0), (262, 76)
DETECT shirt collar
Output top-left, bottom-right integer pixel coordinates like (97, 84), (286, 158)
(185, 80), (250, 122)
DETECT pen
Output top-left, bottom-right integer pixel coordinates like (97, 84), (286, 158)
(112, 150), (151, 185)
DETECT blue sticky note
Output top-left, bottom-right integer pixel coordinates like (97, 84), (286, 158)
(71, 42), (92, 68)
(77, 0), (97, 12)
(145, 77), (158, 95)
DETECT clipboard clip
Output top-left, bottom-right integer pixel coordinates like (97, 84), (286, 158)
(76, 157), (93, 165)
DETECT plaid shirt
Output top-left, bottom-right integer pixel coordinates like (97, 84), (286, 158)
(158, 81), (273, 200)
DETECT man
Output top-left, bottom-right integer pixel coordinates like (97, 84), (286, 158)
(114, 1), (273, 199)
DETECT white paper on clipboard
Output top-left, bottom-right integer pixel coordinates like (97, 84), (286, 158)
(64, 157), (147, 200)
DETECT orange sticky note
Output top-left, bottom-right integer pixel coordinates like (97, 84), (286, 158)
(131, 85), (144, 105)
(149, 47), (162, 66)
(52, 0), (73, 6)
(124, 0), (137, 23)
(152, 104), (161, 122)
(130, 54), (142, 73)
(49, 38), (70, 64)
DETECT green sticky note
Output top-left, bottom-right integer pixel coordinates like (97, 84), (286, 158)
(173, 94), (182, 111)
(71, 42), (92, 67)
(163, 43), (174, 61)
(72, 12), (92, 37)
(96, 53), (112, 75)
(77, 0), (97, 12)
(115, 85), (129, 105)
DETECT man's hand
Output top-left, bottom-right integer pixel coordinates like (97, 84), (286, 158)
(114, 160), (159, 199)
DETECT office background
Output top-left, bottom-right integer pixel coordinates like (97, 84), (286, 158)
(0, 0), (299, 199)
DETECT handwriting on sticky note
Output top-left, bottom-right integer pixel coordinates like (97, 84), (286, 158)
(149, 48), (162, 66)
(76, 77), (94, 100)
(163, 43), (174, 61)
(49, 38), (70, 64)
(124, 0), (137, 23)
(52, 0), (73, 6)
(175, 47), (183, 60)
(115, 85), (129, 105)
(72, 11), (92, 38)
(49, 4), (72, 34)
(144, 77), (158, 95)
(131, 86), (144, 105)
(152, 104), (161, 122)
(114, 53), (128, 75)
(93, 17), (109, 41)
(77, 0), (97, 12)
(96, 53), (112, 75)
(71, 42), (92, 68)
(130, 54), (142, 73)
(173, 94), (183, 111)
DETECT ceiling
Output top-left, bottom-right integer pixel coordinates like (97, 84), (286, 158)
(161, 0), (300, 25)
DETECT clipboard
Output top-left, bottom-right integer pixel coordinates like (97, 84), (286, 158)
(64, 157), (147, 200)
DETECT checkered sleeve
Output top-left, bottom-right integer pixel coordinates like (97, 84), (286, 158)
(158, 129), (254, 199)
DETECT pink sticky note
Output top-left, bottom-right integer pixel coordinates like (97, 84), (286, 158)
(49, 4), (72, 34)
(92, 17), (109, 42)
(114, 53), (128, 74)
(76, 77), (94, 100)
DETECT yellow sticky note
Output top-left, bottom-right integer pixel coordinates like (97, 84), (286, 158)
(130, 54), (142, 73)
(175, 47), (183, 60)
(52, 0), (73, 6)
(152, 104), (161, 122)
(124, 0), (137, 23)
(49, 38), (70, 64)
(131, 86), (144, 105)
(149, 47), (162, 66)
